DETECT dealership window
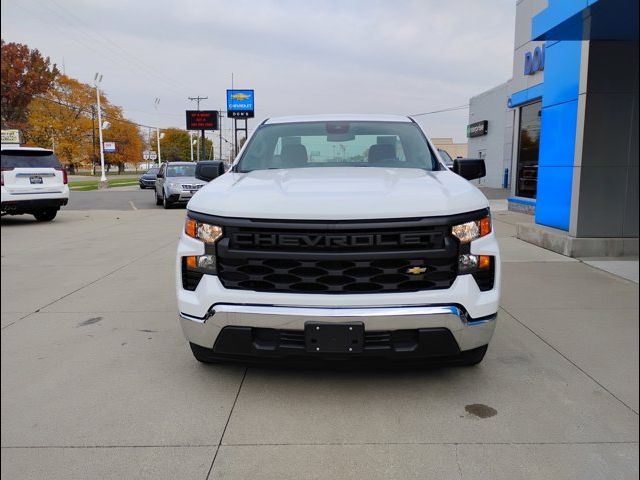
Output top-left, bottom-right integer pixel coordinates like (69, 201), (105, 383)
(516, 101), (541, 198)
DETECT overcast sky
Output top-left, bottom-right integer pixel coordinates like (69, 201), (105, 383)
(2, 0), (515, 146)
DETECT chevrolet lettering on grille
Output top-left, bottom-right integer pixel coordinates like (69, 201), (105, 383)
(232, 232), (438, 249)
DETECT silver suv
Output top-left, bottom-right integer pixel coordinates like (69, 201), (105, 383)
(155, 162), (205, 209)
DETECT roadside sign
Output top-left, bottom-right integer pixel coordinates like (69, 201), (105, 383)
(103, 141), (116, 153)
(186, 110), (219, 130)
(1, 129), (21, 145)
(227, 90), (254, 118)
(143, 151), (150, 160)
(149, 151), (158, 161)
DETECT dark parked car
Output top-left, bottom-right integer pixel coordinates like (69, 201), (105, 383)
(139, 166), (159, 189)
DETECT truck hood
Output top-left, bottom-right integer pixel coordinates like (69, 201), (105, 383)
(187, 167), (489, 220)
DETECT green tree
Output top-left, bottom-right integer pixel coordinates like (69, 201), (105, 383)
(1, 39), (59, 130)
(151, 128), (213, 162)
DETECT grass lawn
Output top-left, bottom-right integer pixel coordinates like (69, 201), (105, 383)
(69, 179), (140, 191)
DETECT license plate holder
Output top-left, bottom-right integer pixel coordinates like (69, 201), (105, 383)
(304, 322), (364, 353)
(30, 176), (43, 184)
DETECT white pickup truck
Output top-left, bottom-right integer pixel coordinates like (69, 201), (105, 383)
(176, 115), (500, 366)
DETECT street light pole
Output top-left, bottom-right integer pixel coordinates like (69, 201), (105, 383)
(154, 98), (162, 165)
(94, 73), (108, 187)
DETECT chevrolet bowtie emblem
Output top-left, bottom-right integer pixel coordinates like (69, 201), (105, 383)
(406, 266), (427, 275)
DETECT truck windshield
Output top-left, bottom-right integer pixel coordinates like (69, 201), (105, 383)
(236, 121), (438, 172)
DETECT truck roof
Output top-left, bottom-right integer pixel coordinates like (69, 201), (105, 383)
(264, 114), (413, 125)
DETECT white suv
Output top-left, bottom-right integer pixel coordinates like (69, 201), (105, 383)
(1, 147), (69, 221)
(176, 115), (500, 367)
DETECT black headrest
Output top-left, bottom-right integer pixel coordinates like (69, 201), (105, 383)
(280, 144), (308, 167)
(367, 143), (396, 165)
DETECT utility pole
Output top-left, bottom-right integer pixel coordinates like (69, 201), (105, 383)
(188, 96), (208, 162)
(231, 73), (235, 159)
(219, 110), (223, 161)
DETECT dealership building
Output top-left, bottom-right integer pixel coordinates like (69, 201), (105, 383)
(468, 0), (638, 256)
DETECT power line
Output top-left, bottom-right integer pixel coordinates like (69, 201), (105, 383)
(33, 94), (158, 130)
(45, 0), (196, 94)
(9, 0), (189, 98)
(410, 104), (469, 117)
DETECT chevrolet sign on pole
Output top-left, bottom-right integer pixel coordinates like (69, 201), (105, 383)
(227, 90), (254, 118)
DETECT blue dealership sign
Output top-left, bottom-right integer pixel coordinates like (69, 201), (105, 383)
(524, 45), (545, 75)
(227, 90), (254, 118)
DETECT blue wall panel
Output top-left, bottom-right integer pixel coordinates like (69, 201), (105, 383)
(536, 166), (574, 230)
(508, 84), (544, 108)
(534, 39), (582, 231)
(541, 40), (582, 107)
(537, 100), (579, 168)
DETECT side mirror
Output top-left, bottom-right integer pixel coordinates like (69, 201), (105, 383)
(453, 158), (486, 181)
(195, 160), (227, 182)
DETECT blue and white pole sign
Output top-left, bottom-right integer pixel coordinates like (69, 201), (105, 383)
(524, 45), (545, 76)
(227, 90), (254, 118)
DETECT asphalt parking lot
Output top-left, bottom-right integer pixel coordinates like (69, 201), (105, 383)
(1, 198), (638, 479)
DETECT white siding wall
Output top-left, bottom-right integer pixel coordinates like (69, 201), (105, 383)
(467, 82), (511, 188)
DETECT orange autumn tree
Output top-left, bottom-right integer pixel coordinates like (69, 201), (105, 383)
(27, 74), (143, 173)
(27, 75), (94, 172)
(101, 104), (144, 173)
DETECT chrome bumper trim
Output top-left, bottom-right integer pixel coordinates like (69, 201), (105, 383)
(179, 304), (498, 352)
(213, 304), (463, 319)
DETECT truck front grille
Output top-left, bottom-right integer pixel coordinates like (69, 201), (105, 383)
(208, 215), (468, 295)
(218, 255), (457, 294)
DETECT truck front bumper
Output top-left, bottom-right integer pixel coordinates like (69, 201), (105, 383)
(176, 226), (500, 362)
(180, 303), (497, 361)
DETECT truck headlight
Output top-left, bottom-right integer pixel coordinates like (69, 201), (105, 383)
(452, 216), (491, 243)
(458, 254), (491, 273)
(184, 218), (223, 244)
(184, 254), (217, 273)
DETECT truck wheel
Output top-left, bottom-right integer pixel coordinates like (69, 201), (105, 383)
(33, 209), (58, 222)
(155, 191), (162, 206)
(189, 343), (221, 364)
(457, 345), (488, 366)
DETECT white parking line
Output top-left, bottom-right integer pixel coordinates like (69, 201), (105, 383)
(129, 200), (138, 210)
